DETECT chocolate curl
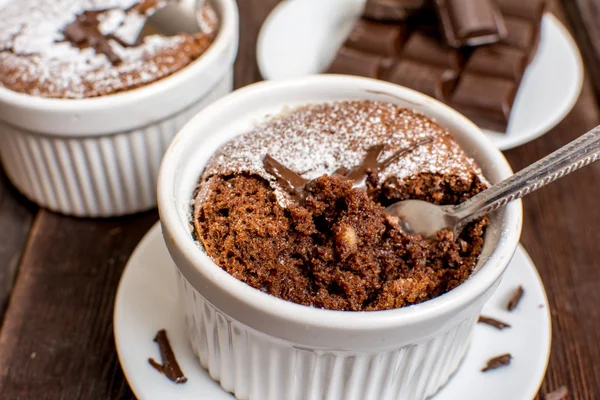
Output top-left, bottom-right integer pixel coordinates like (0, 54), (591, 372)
(148, 329), (187, 384)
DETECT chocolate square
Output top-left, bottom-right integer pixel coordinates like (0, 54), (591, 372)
(451, 73), (517, 131)
(328, 46), (388, 78)
(495, 0), (546, 22)
(363, 0), (432, 22)
(386, 59), (458, 101)
(402, 30), (463, 70)
(345, 19), (408, 56)
(501, 16), (537, 51)
(464, 44), (528, 82)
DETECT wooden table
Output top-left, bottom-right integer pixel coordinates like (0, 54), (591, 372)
(0, 0), (598, 399)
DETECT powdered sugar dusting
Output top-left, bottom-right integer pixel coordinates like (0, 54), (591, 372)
(199, 101), (486, 207)
(0, 0), (218, 98)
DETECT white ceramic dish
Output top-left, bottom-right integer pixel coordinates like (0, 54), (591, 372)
(157, 75), (523, 400)
(114, 223), (551, 400)
(256, 0), (584, 150)
(0, 0), (239, 217)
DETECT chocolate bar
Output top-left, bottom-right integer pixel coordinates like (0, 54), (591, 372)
(327, 0), (546, 131)
(363, 0), (431, 22)
(435, 0), (506, 47)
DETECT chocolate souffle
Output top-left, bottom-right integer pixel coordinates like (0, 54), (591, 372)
(0, 0), (218, 98)
(192, 100), (489, 311)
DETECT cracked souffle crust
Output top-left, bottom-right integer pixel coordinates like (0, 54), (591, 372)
(193, 100), (490, 311)
(0, 0), (218, 98)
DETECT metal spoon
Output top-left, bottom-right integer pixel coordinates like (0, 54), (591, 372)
(129, 0), (206, 45)
(384, 125), (600, 238)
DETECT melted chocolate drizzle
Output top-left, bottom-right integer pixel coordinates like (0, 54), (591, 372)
(63, 11), (122, 64)
(148, 329), (188, 384)
(263, 154), (309, 202)
(263, 138), (434, 201)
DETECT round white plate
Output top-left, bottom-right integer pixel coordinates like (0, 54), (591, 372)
(114, 222), (551, 400)
(257, 0), (583, 150)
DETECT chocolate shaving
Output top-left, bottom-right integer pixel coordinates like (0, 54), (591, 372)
(148, 358), (163, 373)
(481, 353), (512, 372)
(544, 386), (568, 400)
(148, 329), (188, 384)
(63, 11), (121, 65)
(478, 315), (511, 330)
(507, 285), (524, 311)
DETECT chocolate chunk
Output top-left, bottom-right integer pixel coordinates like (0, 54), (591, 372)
(328, 47), (388, 78)
(481, 353), (512, 372)
(451, 73), (516, 131)
(478, 315), (511, 330)
(435, 0), (506, 47)
(544, 386), (568, 400)
(386, 60), (458, 102)
(402, 30), (462, 70)
(148, 329), (187, 384)
(501, 17), (537, 51)
(345, 19), (407, 56)
(507, 285), (524, 311)
(496, 0), (546, 22)
(363, 0), (431, 22)
(465, 44), (528, 82)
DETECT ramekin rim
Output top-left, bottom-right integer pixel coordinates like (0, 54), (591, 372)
(158, 75), (523, 331)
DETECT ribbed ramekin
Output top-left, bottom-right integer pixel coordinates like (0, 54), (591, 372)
(0, 0), (238, 217)
(158, 76), (523, 400)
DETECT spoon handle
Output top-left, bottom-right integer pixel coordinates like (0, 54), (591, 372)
(452, 124), (600, 226)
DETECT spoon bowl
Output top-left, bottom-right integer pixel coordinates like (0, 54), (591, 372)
(385, 200), (459, 238)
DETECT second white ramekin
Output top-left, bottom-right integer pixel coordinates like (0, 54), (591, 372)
(0, 0), (238, 217)
(158, 75), (523, 400)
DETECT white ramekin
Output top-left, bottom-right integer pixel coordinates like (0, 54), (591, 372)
(0, 0), (238, 217)
(158, 76), (523, 400)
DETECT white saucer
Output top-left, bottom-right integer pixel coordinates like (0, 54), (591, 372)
(256, 0), (583, 150)
(114, 223), (551, 400)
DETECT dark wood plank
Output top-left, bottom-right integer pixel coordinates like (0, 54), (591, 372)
(0, 210), (157, 399)
(562, 0), (600, 102)
(0, 169), (36, 318)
